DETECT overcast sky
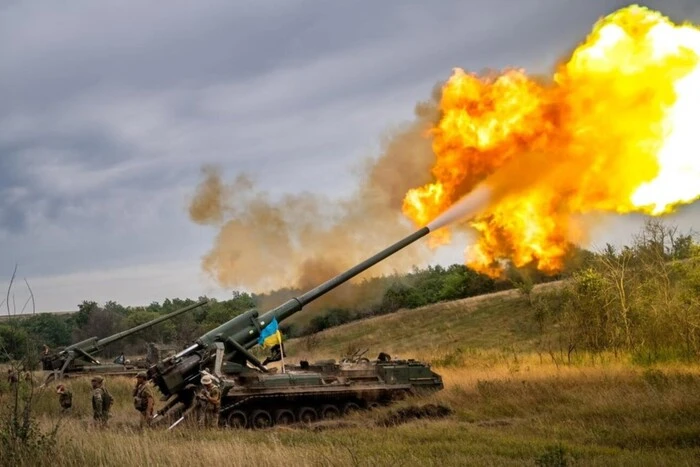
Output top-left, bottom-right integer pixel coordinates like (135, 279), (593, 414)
(1, 0), (699, 313)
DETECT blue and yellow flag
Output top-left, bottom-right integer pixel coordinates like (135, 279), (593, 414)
(258, 317), (282, 349)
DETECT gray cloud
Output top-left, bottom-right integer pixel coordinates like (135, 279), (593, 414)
(1, 0), (699, 311)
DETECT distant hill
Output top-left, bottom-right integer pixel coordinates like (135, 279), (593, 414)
(284, 281), (564, 361)
(0, 310), (75, 321)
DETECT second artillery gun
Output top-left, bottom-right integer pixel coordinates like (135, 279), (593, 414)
(148, 226), (444, 429)
(41, 300), (207, 385)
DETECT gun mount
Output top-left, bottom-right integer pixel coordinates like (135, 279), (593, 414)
(41, 300), (207, 384)
(149, 226), (445, 428)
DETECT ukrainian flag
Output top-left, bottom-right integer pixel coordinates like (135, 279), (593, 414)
(258, 317), (282, 349)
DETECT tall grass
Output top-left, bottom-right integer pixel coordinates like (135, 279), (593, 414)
(2, 354), (699, 466)
(285, 294), (541, 362)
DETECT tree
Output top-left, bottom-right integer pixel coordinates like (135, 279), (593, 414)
(19, 314), (72, 348)
(74, 300), (99, 328)
(72, 306), (124, 357)
(0, 325), (30, 362)
(530, 220), (700, 361)
(596, 242), (639, 351)
(103, 300), (128, 316)
(125, 310), (176, 346)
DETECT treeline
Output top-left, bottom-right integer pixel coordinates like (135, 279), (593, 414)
(0, 292), (257, 362)
(533, 219), (700, 362)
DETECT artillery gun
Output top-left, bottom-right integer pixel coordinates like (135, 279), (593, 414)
(40, 300), (207, 384)
(148, 226), (444, 429)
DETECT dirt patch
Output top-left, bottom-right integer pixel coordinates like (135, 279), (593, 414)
(376, 403), (453, 427)
(304, 419), (367, 432)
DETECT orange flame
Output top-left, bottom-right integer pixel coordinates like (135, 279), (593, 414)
(402, 5), (700, 276)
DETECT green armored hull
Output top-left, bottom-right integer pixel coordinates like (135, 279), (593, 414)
(214, 357), (443, 428)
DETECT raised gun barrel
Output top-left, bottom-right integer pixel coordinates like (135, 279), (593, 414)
(43, 300), (208, 373)
(148, 226), (431, 398)
(94, 299), (208, 350)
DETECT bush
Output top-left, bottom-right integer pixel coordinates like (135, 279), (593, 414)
(535, 443), (574, 467)
(0, 410), (58, 465)
(0, 364), (59, 466)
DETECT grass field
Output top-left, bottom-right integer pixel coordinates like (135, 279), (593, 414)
(3, 284), (700, 466)
(285, 281), (561, 361)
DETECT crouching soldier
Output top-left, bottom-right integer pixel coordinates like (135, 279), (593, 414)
(194, 375), (221, 428)
(56, 384), (73, 415)
(133, 371), (154, 428)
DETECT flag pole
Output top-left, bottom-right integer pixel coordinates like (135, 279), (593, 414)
(277, 330), (286, 374)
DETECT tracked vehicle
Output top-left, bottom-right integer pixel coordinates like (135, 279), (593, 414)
(216, 351), (443, 428)
(40, 300), (207, 384)
(148, 226), (444, 428)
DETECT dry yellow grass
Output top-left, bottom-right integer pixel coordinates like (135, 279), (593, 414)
(285, 282), (562, 362)
(2, 353), (699, 466)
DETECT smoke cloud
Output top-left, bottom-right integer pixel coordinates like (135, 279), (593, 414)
(189, 84), (445, 296)
(427, 184), (491, 232)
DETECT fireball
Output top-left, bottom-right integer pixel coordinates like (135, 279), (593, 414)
(403, 5), (700, 276)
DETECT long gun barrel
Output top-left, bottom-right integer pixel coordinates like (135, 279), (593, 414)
(149, 226), (431, 397)
(58, 300), (208, 360)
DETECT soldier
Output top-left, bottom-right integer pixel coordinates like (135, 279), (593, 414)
(194, 375), (221, 428)
(146, 342), (160, 365)
(133, 371), (154, 428)
(56, 384), (73, 415)
(90, 375), (113, 426)
(377, 352), (391, 362)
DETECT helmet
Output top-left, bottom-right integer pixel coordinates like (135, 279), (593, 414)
(91, 375), (104, 383)
(201, 375), (213, 385)
(136, 371), (147, 379)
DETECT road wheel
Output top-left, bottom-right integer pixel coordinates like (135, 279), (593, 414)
(297, 406), (317, 424)
(226, 410), (247, 429)
(342, 402), (361, 416)
(320, 404), (340, 420)
(274, 409), (295, 425)
(250, 410), (273, 429)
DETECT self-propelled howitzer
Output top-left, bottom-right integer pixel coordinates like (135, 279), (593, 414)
(41, 299), (208, 383)
(149, 227), (445, 428)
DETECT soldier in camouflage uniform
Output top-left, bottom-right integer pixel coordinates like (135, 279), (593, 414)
(91, 375), (112, 426)
(132, 371), (154, 428)
(194, 375), (221, 428)
(56, 384), (73, 415)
